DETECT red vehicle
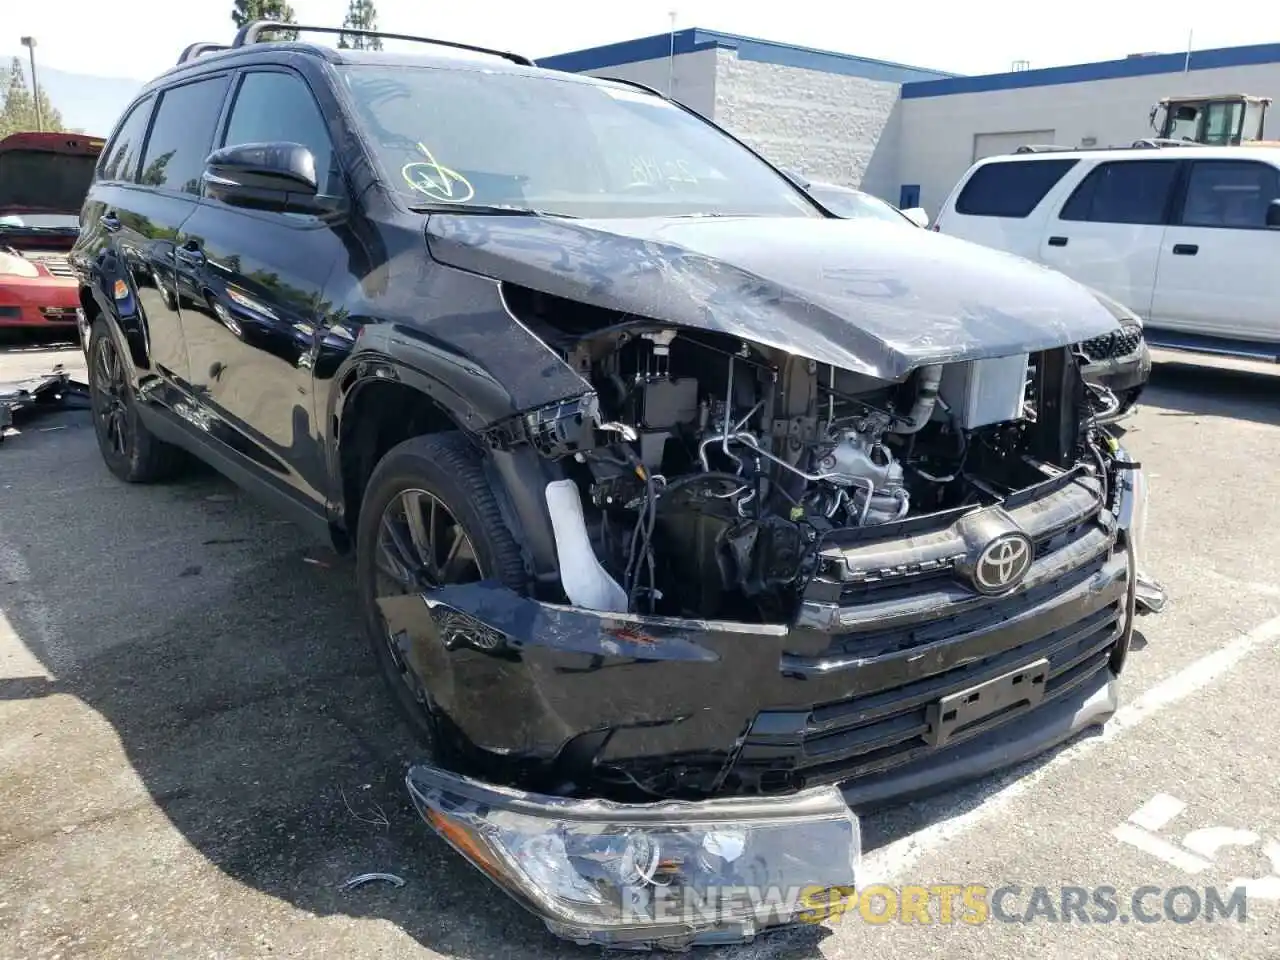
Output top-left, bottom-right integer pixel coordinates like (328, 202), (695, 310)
(0, 131), (104, 329)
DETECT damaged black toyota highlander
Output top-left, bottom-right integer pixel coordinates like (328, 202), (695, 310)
(75, 22), (1166, 951)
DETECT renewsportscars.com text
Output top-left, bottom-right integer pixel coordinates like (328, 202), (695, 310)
(805, 883), (1249, 925)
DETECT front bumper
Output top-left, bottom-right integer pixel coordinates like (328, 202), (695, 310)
(383, 466), (1133, 802)
(1080, 336), (1151, 422)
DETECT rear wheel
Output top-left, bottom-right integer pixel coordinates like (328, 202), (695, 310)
(355, 432), (527, 751)
(87, 320), (185, 483)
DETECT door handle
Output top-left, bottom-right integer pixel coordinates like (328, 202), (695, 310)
(1047, 236), (1069, 247)
(1172, 243), (1199, 256)
(175, 242), (206, 266)
(99, 212), (121, 232)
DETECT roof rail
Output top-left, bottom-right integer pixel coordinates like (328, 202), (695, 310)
(1129, 137), (1206, 149)
(231, 20), (534, 67)
(596, 76), (668, 99)
(176, 42), (230, 65)
(1014, 139), (1213, 155)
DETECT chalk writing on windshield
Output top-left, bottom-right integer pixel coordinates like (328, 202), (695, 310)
(402, 142), (475, 204)
(627, 156), (699, 188)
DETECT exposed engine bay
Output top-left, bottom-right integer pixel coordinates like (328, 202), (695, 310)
(500, 287), (1103, 622)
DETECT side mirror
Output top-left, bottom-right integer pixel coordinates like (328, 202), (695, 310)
(1268, 199), (1280, 228)
(202, 142), (321, 213)
(901, 206), (929, 229)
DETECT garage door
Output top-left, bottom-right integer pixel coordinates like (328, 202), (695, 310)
(972, 130), (1057, 162)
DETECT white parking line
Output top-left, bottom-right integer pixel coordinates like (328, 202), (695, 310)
(1127, 792), (1186, 831)
(1111, 823), (1212, 874)
(860, 613), (1280, 884)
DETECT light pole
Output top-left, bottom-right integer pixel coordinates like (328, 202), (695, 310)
(667, 12), (677, 97)
(19, 36), (43, 132)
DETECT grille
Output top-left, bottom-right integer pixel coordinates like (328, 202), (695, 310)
(735, 471), (1120, 793)
(23, 252), (75, 278)
(1079, 325), (1143, 363)
(737, 568), (1122, 791)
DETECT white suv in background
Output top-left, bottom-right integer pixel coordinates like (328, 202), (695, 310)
(934, 145), (1280, 360)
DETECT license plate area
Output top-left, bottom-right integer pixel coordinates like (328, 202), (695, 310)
(925, 658), (1050, 748)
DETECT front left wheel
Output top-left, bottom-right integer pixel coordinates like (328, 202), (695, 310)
(355, 431), (528, 751)
(87, 320), (186, 483)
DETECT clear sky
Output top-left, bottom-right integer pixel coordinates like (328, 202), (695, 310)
(8, 0), (1271, 82)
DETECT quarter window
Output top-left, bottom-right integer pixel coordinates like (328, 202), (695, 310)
(98, 96), (154, 183)
(139, 76), (230, 195)
(953, 159), (1078, 218)
(221, 71), (338, 195)
(1059, 160), (1177, 225)
(1180, 160), (1280, 228)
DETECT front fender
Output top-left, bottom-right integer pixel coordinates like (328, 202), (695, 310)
(80, 251), (151, 381)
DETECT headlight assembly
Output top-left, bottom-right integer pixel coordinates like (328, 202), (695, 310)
(406, 764), (860, 950)
(0, 251), (38, 278)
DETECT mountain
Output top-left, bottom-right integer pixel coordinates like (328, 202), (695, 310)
(1, 57), (144, 136)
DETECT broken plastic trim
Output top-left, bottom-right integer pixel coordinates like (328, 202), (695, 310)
(1112, 444), (1167, 615)
(405, 764), (860, 950)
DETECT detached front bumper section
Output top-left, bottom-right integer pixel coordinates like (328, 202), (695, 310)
(406, 764), (860, 950)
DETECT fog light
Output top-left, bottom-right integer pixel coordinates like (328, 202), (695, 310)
(406, 765), (859, 950)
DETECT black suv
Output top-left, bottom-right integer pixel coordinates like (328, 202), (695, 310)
(73, 21), (1164, 949)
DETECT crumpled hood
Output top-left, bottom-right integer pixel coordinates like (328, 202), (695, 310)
(424, 214), (1120, 381)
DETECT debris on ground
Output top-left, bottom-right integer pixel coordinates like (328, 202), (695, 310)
(340, 873), (406, 891)
(0, 366), (91, 444)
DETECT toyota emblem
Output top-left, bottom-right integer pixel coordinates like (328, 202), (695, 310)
(973, 533), (1033, 594)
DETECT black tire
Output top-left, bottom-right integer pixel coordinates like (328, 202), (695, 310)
(355, 431), (527, 751)
(87, 319), (186, 483)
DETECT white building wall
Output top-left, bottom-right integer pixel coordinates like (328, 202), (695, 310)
(711, 49), (901, 188)
(897, 62), (1280, 218)
(582, 49), (719, 118)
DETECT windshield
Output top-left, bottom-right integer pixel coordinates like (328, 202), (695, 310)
(338, 64), (819, 219)
(0, 150), (96, 217)
(805, 184), (911, 225)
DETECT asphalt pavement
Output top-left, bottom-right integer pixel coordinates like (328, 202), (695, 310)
(2, 339), (1279, 959)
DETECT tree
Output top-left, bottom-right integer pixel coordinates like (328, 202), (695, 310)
(0, 58), (65, 138)
(138, 150), (174, 188)
(230, 0), (299, 42)
(338, 0), (382, 50)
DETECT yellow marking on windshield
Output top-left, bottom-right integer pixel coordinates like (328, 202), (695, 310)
(402, 143), (475, 204)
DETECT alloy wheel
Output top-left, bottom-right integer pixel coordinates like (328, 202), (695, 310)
(92, 335), (130, 458)
(373, 488), (484, 701)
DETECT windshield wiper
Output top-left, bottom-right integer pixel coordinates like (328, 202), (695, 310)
(405, 202), (574, 218)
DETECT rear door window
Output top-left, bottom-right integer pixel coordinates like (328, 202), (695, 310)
(1179, 160), (1280, 228)
(98, 96), (154, 183)
(138, 76), (230, 194)
(1059, 160), (1178, 225)
(953, 159), (1078, 218)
